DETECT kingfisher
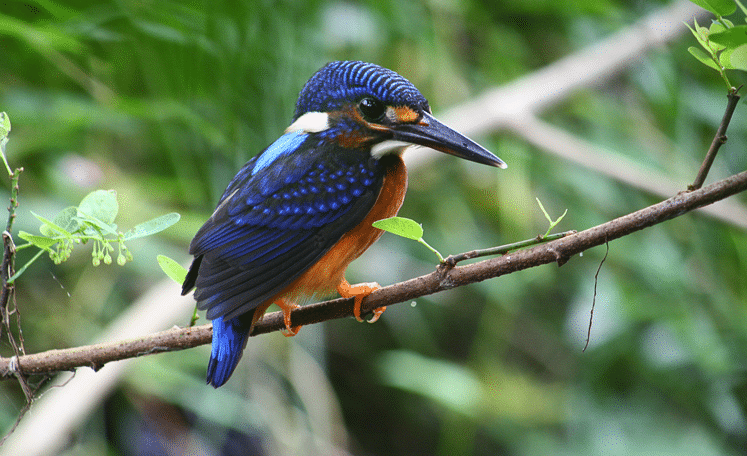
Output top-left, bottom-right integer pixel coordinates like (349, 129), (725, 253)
(182, 61), (506, 387)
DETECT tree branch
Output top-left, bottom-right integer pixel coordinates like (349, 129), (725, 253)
(690, 88), (742, 190)
(2, 168), (747, 377)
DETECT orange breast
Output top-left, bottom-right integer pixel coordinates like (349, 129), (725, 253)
(274, 154), (408, 304)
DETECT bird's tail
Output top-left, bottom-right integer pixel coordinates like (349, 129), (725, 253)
(206, 315), (251, 387)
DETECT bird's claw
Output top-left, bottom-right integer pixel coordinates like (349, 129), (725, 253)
(277, 299), (302, 336)
(366, 306), (387, 323)
(337, 279), (385, 323)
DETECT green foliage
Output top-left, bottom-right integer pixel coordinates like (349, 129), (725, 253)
(373, 216), (424, 240)
(374, 216), (444, 262)
(687, 0), (747, 89)
(157, 254), (187, 285)
(690, 0), (738, 16)
(18, 189), (179, 270)
(536, 197), (568, 238)
(0, 112), (11, 175)
(0, 112), (9, 141)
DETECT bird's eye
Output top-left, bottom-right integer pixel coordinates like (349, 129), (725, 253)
(359, 97), (386, 122)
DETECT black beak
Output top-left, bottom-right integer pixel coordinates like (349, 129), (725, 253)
(392, 112), (507, 168)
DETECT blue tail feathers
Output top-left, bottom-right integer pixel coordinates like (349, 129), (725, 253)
(206, 315), (251, 387)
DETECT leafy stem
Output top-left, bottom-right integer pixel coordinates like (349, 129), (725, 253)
(536, 198), (568, 238)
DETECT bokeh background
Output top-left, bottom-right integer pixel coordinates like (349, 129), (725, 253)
(2, 0), (747, 455)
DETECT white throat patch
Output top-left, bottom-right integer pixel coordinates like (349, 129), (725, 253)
(371, 140), (416, 158)
(285, 112), (330, 134)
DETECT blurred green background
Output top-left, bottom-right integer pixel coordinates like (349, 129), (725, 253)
(2, 0), (747, 455)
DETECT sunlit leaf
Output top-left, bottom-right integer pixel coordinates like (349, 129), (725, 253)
(709, 25), (747, 47)
(372, 216), (423, 240)
(0, 112), (10, 139)
(75, 214), (118, 236)
(688, 46), (721, 70)
(724, 43), (747, 70)
(18, 231), (57, 251)
(123, 213), (181, 241)
(33, 211), (72, 237)
(52, 206), (81, 233)
(77, 189), (118, 225)
(157, 254), (187, 284)
(687, 20), (710, 49)
(688, 0), (737, 16)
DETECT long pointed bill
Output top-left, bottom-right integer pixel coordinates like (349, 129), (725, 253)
(392, 112), (507, 168)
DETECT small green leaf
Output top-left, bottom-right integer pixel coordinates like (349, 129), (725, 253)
(78, 189), (118, 225)
(709, 25), (747, 47)
(687, 21), (712, 53)
(688, 0), (737, 16)
(75, 213), (118, 236)
(0, 112), (10, 139)
(536, 198), (568, 238)
(373, 216), (423, 241)
(33, 211), (72, 237)
(723, 43), (747, 70)
(688, 46), (722, 70)
(18, 231), (57, 251)
(122, 213), (181, 241)
(158, 255), (187, 284)
(52, 206), (81, 233)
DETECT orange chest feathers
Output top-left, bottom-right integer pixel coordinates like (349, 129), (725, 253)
(281, 154), (408, 300)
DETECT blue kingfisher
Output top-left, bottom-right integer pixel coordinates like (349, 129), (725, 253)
(182, 61), (506, 387)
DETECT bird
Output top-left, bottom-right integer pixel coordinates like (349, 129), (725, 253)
(182, 60), (506, 387)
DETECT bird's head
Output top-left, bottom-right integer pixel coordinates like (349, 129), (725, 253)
(286, 61), (506, 169)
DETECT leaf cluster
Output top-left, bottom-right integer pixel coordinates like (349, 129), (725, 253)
(18, 190), (179, 276)
(687, 0), (747, 89)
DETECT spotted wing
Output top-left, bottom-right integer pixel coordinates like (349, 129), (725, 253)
(183, 133), (384, 321)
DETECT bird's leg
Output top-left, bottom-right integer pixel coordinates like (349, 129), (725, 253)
(337, 278), (385, 323)
(275, 298), (302, 337)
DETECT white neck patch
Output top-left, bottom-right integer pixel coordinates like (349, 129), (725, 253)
(371, 140), (416, 158)
(285, 112), (330, 134)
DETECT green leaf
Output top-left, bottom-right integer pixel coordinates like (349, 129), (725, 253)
(688, 0), (737, 16)
(52, 206), (81, 233)
(75, 213), (118, 236)
(18, 231), (57, 251)
(33, 211), (72, 237)
(687, 20), (713, 52)
(157, 254), (187, 284)
(0, 112), (10, 139)
(122, 213), (181, 241)
(709, 25), (747, 47)
(723, 43), (747, 70)
(77, 189), (118, 225)
(688, 46), (722, 70)
(373, 216), (424, 241)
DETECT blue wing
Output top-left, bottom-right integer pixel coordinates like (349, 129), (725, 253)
(183, 131), (384, 322)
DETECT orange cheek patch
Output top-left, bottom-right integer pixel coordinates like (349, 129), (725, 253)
(337, 130), (374, 149)
(392, 106), (419, 123)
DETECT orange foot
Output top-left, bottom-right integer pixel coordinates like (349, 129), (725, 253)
(337, 278), (386, 323)
(276, 298), (302, 337)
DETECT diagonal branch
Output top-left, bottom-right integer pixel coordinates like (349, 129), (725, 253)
(690, 88), (742, 190)
(2, 167), (747, 376)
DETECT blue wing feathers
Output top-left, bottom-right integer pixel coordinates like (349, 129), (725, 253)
(251, 131), (308, 176)
(186, 143), (387, 323)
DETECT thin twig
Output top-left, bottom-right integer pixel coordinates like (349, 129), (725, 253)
(441, 230), (577, 270)
(2, 168), (747, 377)
(584, 237), (609, 352)
(690, 87), (742, 190)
